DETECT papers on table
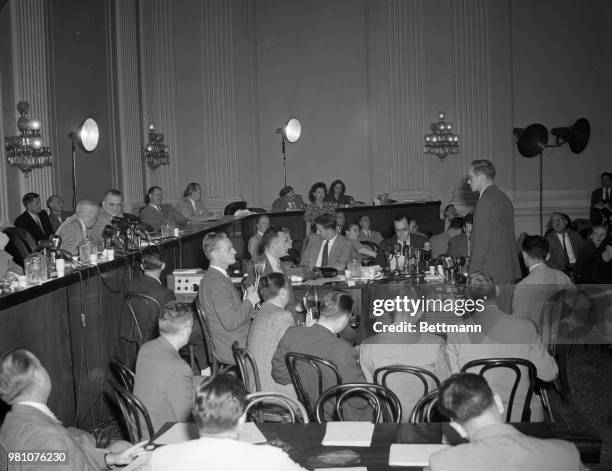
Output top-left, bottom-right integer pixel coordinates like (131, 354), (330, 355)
(155, 422), (199, 444)
(238, 422), (267, 444)
(322, 422), (374, 447)
(314, 468), (367, 471)
(388, 443), (450, 466)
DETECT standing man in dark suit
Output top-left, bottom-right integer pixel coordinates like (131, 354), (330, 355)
(301, 214), (357, 271)
(46, 194), (72, 232)
(467, 160), (520, 313)
(375, 215), (428, 267)
(0, 349), (148, 470)
(271, 290), (372, 421)
(590, 171), (612, 224)
(14, 192), (54, 242)
(545, 212), (584, 279)
(198, 232), (260, 365)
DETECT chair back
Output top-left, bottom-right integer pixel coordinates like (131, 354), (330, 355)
(373, 365), (441, 422)
(109, 359), (135, 392)
(284, 352), (342, 420)
(460, 358), (537, 422)
(125, 293), (162, 348)
(3, 226), (36, 267)
(315, 383), (402, 423)
(232, 341), (261, 393)
(409, 390), (440, 423)
(245, 392), (309, 424)
(109, 381), (155, 442)
(194, 296), (227, 374)
(224, 201), (247, 216)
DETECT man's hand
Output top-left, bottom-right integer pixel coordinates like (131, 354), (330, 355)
(245, 286), (260, 306)
(107, 441), (152, 467)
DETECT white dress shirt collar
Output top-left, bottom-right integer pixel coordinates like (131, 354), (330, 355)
(265, 252), (282, 272)
(315, 235), (337, 267)
(529, 262), (545, 272)
(18, 401), (58, 421)
(149, 203), (161, 212)
(187, 197), (197, 212)
(555, 231), (576, 264)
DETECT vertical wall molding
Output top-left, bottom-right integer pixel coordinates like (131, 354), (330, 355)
(110, 0), (144, 209)
(386, 0), (428, 194)
(139, 0), (181, 201)
(9, 0), (55, 202)
(199, 0), (240, 199)
(450, 0), (493, 207)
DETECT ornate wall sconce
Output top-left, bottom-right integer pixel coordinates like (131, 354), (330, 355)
(141, 124), (169, 172)
(5, 101), (53, 176)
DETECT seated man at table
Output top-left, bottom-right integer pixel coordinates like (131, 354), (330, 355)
(247, 214), (270, 259)
(512, 235), (575, 323)
(429, 373), (587, 471)
(55, 200), (100, 255)
(46, 194), (73, 232)
(140, 186), (188, 232)
(376, 215), (428, 267)
(14, 192), (54, 243)
(447, 213), (473, 259)
(91, 189), (125, 240)
(358, 214), (383, 245)
(175, 182), (214, 221)
(133, 301), (197, 435)
(430, 216), (464, 258)
(360, 286), (451, 421)
(446, 272), (558, 422)
(147, 374), (306, 471)
(271, 290), (372, 421)
(546, 212), (585, 277)
(300, 214), (357, 271)
(199, 232), (259, 365)
(0, 349), (148, 470)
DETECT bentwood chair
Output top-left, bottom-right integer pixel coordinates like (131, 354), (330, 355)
(224, 201), (247, 216)
(194, 296), (231, 375)
(109, 381), (155, 442)
(409, 390), (441, 424)
(373, 365), (441, 422)
(285, 352), (342, 421)
(109, 359), (135, 392)
(246, 392), (309, 424)
(461, 358), (537, 422)
(315, 383), (402, 423)
(3, 226), (37, 267)
(232, 341), (261, 393)
(124, 293), (162, 348)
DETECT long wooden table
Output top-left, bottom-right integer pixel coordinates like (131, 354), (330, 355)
(0, 202), (441, 428)
(154, 421), (601, 468)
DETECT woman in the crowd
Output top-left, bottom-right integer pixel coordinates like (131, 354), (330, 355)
(303, 182), (336, 239)
(246, 273), (297, 397)
(175, 182), (214, 221)
(272, 186), (305, 211)
(324, 179), (353, 206)
(346, 221), (377, 262)
(443, 204), (458, 231)
(140, 186), (187, 232)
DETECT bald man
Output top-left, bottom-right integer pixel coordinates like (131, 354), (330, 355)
(56, 200), (101, 255)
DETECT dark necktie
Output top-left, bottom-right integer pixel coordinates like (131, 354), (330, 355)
(321, 241), (329, 267)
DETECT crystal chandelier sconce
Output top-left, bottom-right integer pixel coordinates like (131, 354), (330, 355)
(424, 111), (459, 160)
(5, 101), (53, 176)
(141, 124), (170, 172)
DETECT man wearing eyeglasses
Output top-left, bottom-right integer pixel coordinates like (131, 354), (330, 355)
(375, 215), (428, 267)
(467, 160), (520, 313)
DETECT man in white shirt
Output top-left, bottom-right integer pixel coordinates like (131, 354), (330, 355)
(512, 235), (575, 323)
(375, 215), (428, 267)
(358, 214), (383, 244)
(0, 349), (148, 470)
(92, 189), (124, 240)
(55, 200), (100, 255)
(147, 374), (306, 471)
(429, 373), (587, 471)
(545, 212), (584, 277)
(247, 214), (270, 259)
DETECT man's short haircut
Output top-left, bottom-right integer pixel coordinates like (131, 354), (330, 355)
(75, 200), (99, 216)
(314, 214), (336, 231)
(449, 217), (464, 231)
(202, 232), (228, 258)
(466, 271), (496, 300)
(259, 273), (287, 301)
(141, 252), (164, 271)
(522, 235), (549, 260)
(261, 227), (284, 250)
(0, 349), (39, 404)
(279, 186), (293, 197)
(22, 192), (39, 207)
(183, 183), (201, 197)
(319, 290), (353, 321)
(193, 374), (247, 433)
(158, 301), (193, 336)
(470, 159), (496, 179)
(464, 213), (474, 225)
(601, 172), (612, 180)
(438, 373), (494, 424)
(393, 214), (410, 225)
(144, 186), (162, 205)
(46, 194), (62, 208)
(103, 189), (123, 201)
(591, 224), (608, 235)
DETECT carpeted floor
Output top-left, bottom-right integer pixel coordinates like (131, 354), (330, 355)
(568, 346), (612, 470)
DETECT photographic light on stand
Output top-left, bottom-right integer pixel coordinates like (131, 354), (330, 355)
(68, 118), (99, 210)
(275, 117), (302, 187)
